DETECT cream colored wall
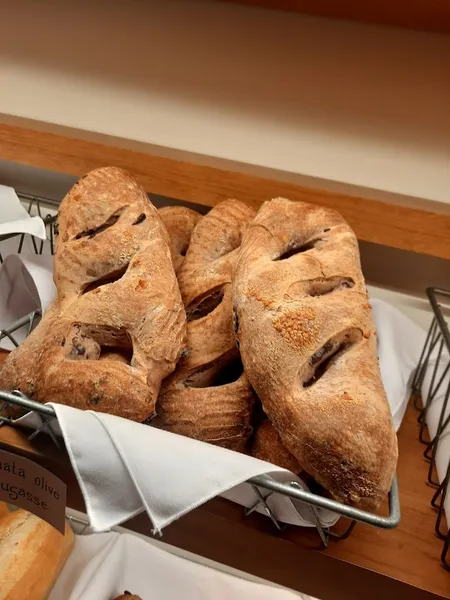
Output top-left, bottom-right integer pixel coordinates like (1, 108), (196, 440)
(0, 0), (449, 204)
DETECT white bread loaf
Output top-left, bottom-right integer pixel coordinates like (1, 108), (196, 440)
(0, 509), (74, 600)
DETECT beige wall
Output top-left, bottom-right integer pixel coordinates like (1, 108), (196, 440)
(0, 0), (449, 204)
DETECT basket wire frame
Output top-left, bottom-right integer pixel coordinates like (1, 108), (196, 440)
(412, 287), (450, 571)
(0, 192), (402, 546)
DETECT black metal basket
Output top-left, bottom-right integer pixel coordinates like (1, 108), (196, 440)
(412, 287), (450, 570)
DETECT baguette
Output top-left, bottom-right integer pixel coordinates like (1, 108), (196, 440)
(252, 420), (302, 474)
(0, 302), (58, 417)
(0, 509), (74, 600)
(1, 168), (187, 422)
(233, 198), (398, 509)
(159, 206), (201, 273)
(155, 200), (255, 450)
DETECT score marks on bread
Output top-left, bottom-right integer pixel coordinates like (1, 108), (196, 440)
(0, 449), (66, 532)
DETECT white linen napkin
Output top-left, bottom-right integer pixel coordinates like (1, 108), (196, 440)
(10, 296), (425, 535)
(421, 355), (450, 526)
(0, 185), (46, 240)
(371, 298), (426, 430)
(49, 530), (305, 600)
(0, 254), (56, 349)
(50, 405), (338, 532)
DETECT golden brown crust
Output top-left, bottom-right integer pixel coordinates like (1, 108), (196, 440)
(0, 510), (74, 600)
(1, 168), (187, 422)
(233, 198), (398, 509)
(159, 206), (201, 273)
(0, 503), (9, 519)
(155, 353), (254, 451)
(252, 420), (303, 474)
(0, 302), (58, 415)
(155, 200), (256, 450)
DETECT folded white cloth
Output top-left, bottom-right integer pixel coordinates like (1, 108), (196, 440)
(0, 185), (46, 240)
(421, 355), (450, 525)
(0, 254), (56, 349)
(371, 298), (426, 430)
(50, 405), (338, 532)
(49, 530), (304, 600)
(13, 297), (425, 535)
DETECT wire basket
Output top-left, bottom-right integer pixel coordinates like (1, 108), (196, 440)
(412, 287), (450, 571)
(0, 192), (401, 546)
(0, 192), (58, 263)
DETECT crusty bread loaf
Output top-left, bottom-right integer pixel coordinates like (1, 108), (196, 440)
(0, 168), (187, 422)
(0, 350), (9, 369)
(0, 503), (9, 519)
(155, 200), (256, 450)
(159, 206), (201, 273)
(233, 198), (398, 509)
(0, 302), (58, 416)
(0, 509), (74, 600)
(155, 354), (255, 450)
(252, 420), (303, 474)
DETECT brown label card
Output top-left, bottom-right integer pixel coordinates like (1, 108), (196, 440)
(0, 449), (66, 533)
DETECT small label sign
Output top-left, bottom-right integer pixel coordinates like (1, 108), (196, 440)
(0, 449), (66, 533)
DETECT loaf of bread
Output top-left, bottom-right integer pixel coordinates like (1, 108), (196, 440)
(0, 350), (9, 369)
(155, 200), (256, 450)
(0, 167), (186, 422)
(0, 302), (58, 417)
(0, 503), (9, 519)
(233, 198), (397, 509)
(0, 509), (74, 600)
(159, 206), (201, 273)
(252, 420), (303, 474)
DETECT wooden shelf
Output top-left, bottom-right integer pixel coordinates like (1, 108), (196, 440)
(1, 116), (450, 261)
(223, 1), (450, 33)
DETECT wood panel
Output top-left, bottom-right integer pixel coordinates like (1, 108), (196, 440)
(0, 401), (447, 599)
(0, 118), (450, 260)
(223, 0), (450, 33)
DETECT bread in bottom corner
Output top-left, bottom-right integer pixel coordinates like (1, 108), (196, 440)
(0, 502), (9, 520)
(0, 509), (74, 600)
